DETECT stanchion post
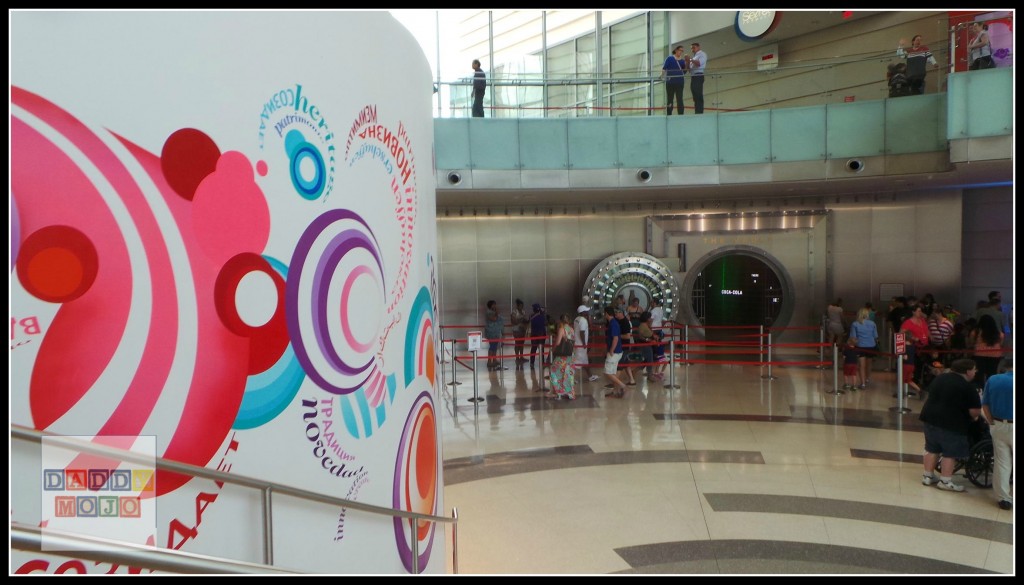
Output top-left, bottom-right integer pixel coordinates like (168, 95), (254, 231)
(759, 325), (765, 363)
(818, 325), (826, 369)
(890, 352), (910, 413)
(826, 343), (844, 394)
(684, 325), (690, 366)
(469, 348), (483, 403)
(447, 338), (462, 386)
(666, 337), (680, 389)
(761, 332), (777, 380)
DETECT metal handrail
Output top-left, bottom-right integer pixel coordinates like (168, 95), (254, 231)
(11, 424), (458, 574)
(440, 48), (951, 88)
(11, 521), (297, 574)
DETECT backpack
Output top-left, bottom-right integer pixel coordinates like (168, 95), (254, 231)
(888, 73), (911, 98)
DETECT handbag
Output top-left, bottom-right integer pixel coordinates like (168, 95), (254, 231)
(553, 329), (574, 357)
(974, 55), (995, 69)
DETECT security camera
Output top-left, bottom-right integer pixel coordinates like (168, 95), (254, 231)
(636, 169), (652, 183)
(446, 171), (462, 185)
(845, 159), (864, 173)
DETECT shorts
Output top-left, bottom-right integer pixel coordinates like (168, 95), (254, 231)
(488, 341), (500, 352)
(857, 346), (877, 358)
(922, 423), (970, 459)
(843, 363), (857, 376)
(573, 348), (589, 366)
(902, 363), (915, 381)
(603, 352), (623, 375)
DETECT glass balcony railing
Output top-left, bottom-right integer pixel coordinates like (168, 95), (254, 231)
(434, 66), (1010, 172)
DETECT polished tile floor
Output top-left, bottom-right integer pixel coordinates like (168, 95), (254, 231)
(439, 357), (1014, 575)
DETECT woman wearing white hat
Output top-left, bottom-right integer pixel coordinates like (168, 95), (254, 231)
(574, 304), (600, 382)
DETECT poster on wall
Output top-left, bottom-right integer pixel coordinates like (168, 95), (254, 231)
(10, 10), (443, 574)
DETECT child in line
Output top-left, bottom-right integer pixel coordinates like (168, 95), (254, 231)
(843, 335), (860, 390)
(896, 332), (923, 397)
(650, 331), (668, 381)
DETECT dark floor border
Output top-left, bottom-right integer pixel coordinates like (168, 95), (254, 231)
(703, 493), (1012, 544)
(613, 539), (1001, 574)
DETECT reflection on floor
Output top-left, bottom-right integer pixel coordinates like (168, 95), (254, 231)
(439, 359), (1013, 575)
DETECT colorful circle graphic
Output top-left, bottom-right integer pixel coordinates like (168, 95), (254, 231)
(285, 129), (325, 200)
(392, 391), (439, 573)
(287, 209), (387, 394)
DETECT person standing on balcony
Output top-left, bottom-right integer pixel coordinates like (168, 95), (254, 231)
(967, 22), (994, 70)
(660, 45), (687, 115)
(471, 59), (486, 117)
(688, 42), (707, 114)
(897, 35), (938, 95)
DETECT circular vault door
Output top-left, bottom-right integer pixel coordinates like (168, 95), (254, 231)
(582, 252), (681, 320)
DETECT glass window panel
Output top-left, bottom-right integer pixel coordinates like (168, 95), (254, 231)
(608, 14), (649, 116)
(547, 41), (575, 118)
(576, 33), (597, 117)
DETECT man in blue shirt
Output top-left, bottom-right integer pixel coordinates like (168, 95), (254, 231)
(982, 357), (1013, 510)
(603, 305), (628, 398)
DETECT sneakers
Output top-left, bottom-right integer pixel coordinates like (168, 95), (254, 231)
(921, 474), (937, 486)
(936, 479), (965, 492)
(588, 375), (600, 382)
(998, 500), (1012, 510)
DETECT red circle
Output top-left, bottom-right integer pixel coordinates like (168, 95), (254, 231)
(160, 128), (221, 201)
(17, 226), (98, 303)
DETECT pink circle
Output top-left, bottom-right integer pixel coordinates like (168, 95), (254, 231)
(340, 264), (376, 353)
(256, 160), (268, 176)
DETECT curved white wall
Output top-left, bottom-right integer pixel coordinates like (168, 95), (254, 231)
(11, 10), (442, 574)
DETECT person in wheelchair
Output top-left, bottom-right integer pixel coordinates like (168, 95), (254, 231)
(919, 359), (982, 492)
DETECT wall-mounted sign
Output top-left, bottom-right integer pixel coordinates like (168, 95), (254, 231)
(758, 43), (780, 70)
(736, 10), (779, 41)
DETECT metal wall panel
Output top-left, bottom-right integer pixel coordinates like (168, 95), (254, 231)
(580, 216), (620, 259)
(544, 217), (582, 260)
(612, 214), (645, 252)
(439, 262), (478, 330)
(439, 219), (479, 262)
(509, 218), (548, 260)
(544, 259), (584, 318)
(475, 217), (511, 261)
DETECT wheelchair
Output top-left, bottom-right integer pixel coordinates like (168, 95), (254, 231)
(953, 419), (994, 488)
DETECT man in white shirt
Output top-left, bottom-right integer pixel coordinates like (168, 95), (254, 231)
(574, 304), (600, 382)
(688, 42), (707, 114)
